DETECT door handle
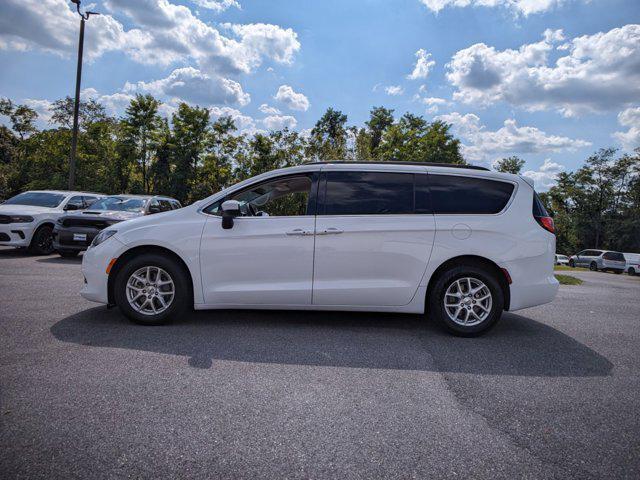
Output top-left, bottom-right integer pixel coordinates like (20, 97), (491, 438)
(286, 228), (312, 236)
(318, 228), (343, 235)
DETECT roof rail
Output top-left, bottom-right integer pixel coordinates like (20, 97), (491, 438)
(303, 161), (490, 171)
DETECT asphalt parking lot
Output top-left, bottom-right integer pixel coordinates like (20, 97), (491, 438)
(1, 247), (639, 479)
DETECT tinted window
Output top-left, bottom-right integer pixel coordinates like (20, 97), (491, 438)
(323, 172), (413, 215)
(83, 196), (99, 207)
(414, 174), (432, 214)
(170, 200), (181, 209)
(603, 252), (625, 261)
(67, 196), (85, 209)
(429, 175), (514, 214)
(4, 192), (65, 208)
(159, 200), (173, 212)
(533, 192), (549, 217)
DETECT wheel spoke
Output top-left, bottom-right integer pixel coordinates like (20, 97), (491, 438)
(126, 266), (175, 316)
(444, 276), (493, 326)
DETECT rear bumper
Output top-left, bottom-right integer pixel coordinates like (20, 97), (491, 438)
(509, 275), (559, 311)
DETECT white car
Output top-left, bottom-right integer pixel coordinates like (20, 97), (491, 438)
(0, 190), (102, 254)
(81, 162), (559, 336)
(624, 253), (640, 276)
(555, 254), (569, 265)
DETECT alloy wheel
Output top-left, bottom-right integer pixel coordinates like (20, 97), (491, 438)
(126, 266), (175, 316)
(444, 277), (493, 327)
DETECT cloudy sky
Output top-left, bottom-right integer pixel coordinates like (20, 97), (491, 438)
(1, 0), (639, 189)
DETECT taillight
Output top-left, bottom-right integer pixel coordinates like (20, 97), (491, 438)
(535, 216), (555, 234)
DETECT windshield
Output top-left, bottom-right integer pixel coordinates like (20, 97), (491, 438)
(3, 192), (66, 208)
(88, 197), (147, 212)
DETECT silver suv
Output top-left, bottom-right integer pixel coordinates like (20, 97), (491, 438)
(568, 249), (626, 273)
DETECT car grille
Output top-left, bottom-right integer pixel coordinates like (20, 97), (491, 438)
(61, 218), (115, 229)
(0, 215), (11, 224)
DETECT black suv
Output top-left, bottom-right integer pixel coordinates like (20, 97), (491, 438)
(53, 195), (181, 257)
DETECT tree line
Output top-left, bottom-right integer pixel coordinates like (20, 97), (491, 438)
(1, 94), (638, 253)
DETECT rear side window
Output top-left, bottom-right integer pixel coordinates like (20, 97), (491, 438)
(603, 252), (625, 261)
(323, 172), (413, 215)
(429, 175), (515, 214)
(533, 192), (549, 217)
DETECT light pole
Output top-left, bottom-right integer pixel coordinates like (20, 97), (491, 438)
(68, 0), (99, 190)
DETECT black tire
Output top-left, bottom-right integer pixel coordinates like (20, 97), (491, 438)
(58, 249), (79, 258)
(629, 268), (636, 276)
(569, 259), (575, 268)
(589, 262), (598, 271)
(114, 253), (191, 326)
(28, 225), (54, 255)
(428, 265), (504, 337)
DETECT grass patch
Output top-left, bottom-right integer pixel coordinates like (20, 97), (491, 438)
(554, 265), (588, 271)
(555, 274), (583, 285)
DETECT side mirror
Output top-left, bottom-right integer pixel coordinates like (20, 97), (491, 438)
(64, 203), (80, 211)
(221, 200), (241, 229)
(148, 205), (161, 214)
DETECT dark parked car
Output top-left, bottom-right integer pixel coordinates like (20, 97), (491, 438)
(52, 195), (181, 257)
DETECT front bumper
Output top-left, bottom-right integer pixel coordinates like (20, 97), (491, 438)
(80, 236), (126, 304)
(0, 224), (35, 247)
(53, 225), (100, 252)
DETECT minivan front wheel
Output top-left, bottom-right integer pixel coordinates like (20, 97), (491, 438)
(428, 266), (504, 336)
(589, 262), (598, 271)
(114, 253), (190, 325)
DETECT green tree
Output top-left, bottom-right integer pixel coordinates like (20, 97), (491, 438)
(377, 115), (464, 164)
(307, 108), (348, 161)
(495, 156), (525, 174)
(50, 96), (107, 129)
(170, 103), (210, 203)
(122, 94), (162, 193)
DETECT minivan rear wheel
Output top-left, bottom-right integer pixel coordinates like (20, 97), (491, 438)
(589, 262), (598, 271)
(428, 265), (504, 337)
(114, 253), (190, 325)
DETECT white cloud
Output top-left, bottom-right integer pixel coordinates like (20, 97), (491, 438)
(23, 99), (55, 124)
(613, 107), (640, 152)
(0, 0), (301, 76)
(190, 0), (240, 12)
(123, 67), (250, 107)
(259, 104), (281, 115)
(208, 106), (257, 132)
(384, 85), (404, 96)
(80, 88), (138, 117)
(419, 0), (576, 16)
(407, 49), (436, 80)
(446, 25), (640, 117)
(420, 96), (448, 113)
(274, 85), (310, 111)
(523, 159), (565, 191)
(0, 0), (148, 61)
(437, 112), (590, 163)
(262, 114), (297, 130)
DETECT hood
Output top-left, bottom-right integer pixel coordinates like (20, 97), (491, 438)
(0, 204), (58, 215)
(76, 209), (144, 221)
(112, 208), (185, 235)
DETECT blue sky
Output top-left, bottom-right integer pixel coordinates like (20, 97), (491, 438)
(1, 0), (639, 189)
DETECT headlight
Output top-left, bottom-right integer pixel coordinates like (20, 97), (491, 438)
(90, 229), (117, 248)
(9, 215), (34, 223)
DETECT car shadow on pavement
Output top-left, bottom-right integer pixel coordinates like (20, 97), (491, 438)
(37, 255), (83, 265)
(50, 307), (613, 377)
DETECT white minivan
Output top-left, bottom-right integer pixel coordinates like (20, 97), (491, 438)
(80, 162), (558, 336)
